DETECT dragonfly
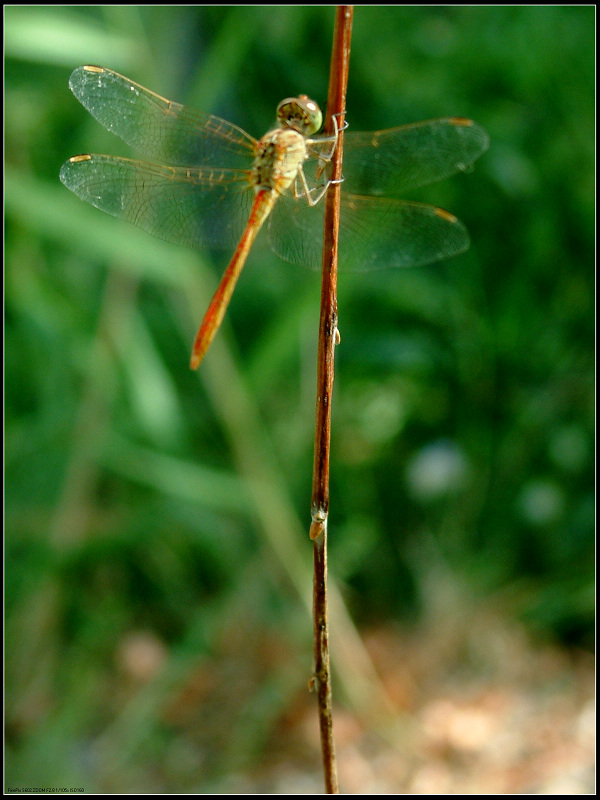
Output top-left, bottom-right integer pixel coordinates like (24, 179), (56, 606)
(60, 66), (489, 369)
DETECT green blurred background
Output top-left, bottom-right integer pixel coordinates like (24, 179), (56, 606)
(5, 5), (594, 793)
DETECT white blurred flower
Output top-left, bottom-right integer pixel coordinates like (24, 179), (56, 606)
(518, 480), (565, 526)
(406, 439), (470, 501)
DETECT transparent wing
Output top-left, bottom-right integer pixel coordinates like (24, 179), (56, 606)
(338, 196), (469, 270)
(68, 66), (257, 168)
(339, 118), (489, 196)
(268, 191), (469, 272)
(60, 154), (254, 249)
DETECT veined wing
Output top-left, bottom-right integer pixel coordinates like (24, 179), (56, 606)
(341, 118), (489, 196)
(268, 191), (469, 272)
(68, 66), (257, 168)
(338, 195), (469, 270)
(59, 154), (255, 250)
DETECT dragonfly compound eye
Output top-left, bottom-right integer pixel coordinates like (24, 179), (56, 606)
(277, 96), (323, 136)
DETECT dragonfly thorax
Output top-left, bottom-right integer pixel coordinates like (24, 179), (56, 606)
(251, 127), (309, 194)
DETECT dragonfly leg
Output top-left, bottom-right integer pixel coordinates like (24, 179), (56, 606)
(291, 170), (344, 207)
(310, 112), (348, 181)
(306, 116), (339, 177)
(296, 167), (329, 207)
(293, 112), (345, 207)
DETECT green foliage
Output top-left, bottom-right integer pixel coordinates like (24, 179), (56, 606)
(6, 5), (594, 791)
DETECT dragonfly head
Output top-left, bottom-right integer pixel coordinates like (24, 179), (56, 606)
(276, 95), (322, 136)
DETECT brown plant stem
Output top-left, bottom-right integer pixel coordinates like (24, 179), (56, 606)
(310, 6), (353, 795)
